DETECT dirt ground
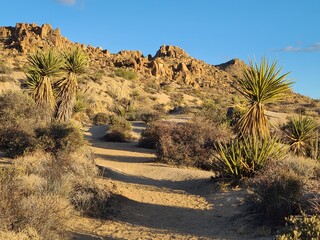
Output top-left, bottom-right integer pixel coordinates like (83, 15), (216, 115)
(69, 123), (274, 240)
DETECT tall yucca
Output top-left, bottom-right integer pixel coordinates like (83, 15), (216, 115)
(283, 115), (318, 156)
(25, 49), (63, 116)
(235, 57), (293, 138)
(55, 47), (89, 122)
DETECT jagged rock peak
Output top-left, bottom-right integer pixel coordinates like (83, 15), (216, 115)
(216, 58), (246, 70)
(154, 45), (189, 59)
(0, 23), (71, 52)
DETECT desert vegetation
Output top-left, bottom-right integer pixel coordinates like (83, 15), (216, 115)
(0, 25), (319, 239)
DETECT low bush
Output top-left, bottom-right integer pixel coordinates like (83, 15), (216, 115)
(114, 68), (137, 80)
(139, 121), (175, 149)
(36, 123), (86, 157)
(0, 128), (37, 158)
(105, 115), (132, 142)
(0, 63), (12, 74)
(93, 112), (109, 125)
(152, 118), (233, 170)
(0, 166), (72, 240)
(248, 157), (320, 225)
(0, 75), (14, 82)
(0, 91), (43, 157)
(276, 214), (320, 240)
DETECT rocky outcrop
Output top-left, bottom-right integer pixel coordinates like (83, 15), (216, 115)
(0, 23), (243, 93)
(0, 23), (72, 52)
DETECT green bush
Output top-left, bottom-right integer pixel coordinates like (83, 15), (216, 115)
(93, 112), (109, 125)
(105, 116), (132, 142)
(114, 68), (137, 80)
(277, 214), (320, 240)
(36, 124), (86, 156)
(214, 137), (287, 179)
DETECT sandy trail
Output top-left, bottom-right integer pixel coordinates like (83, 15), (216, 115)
(71, 123), (272, 240)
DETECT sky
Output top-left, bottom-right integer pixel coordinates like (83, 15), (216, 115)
(2, 0), (320, 98)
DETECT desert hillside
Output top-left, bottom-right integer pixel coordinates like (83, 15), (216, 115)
(0, 23), (319, 117)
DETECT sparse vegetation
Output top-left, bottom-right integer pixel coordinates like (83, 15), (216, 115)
(114, 68), (137, 80)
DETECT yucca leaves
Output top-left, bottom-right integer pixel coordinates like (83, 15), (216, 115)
(215, 137), (287, 179)
(25, 49), (63, 118)
(25, 48), (89, 122)
(62, 47), (89, 75)
(55, 48), (89, 122)
(283, 115), (319, 156)
(26, 49), (63, 77)
(235, 57), (293, 138)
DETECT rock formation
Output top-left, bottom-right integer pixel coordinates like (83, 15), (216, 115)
(0, 23), (243, 93)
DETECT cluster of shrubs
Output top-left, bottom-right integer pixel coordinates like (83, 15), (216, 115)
(0, 91), (111, 239)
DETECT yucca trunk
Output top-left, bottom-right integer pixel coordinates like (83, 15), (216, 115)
(236, 102), (269, 138)
(55, 72), (77, 122)
(31, 76), (55, 120)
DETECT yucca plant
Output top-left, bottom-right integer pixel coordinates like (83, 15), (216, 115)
(214, 137), (287, 179)
(235, 57), (293, 138)
(25, 49), (63, 117)
(283, 115), (319, 157)
(55, 47), (89, 122)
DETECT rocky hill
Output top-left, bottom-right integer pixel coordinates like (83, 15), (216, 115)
(0, 23), (318, 117)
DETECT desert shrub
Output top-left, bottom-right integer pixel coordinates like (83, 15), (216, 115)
(169, 92), (183, 106)
(143, 81), (160, 94)
(0, 91), (43, 131)
(93, 112), (109, 125)
(0, 63), (12, 74)
(35, 123), (86, 157)
(70, 178), (111, 218)
(14, 150), (112, 218)
(0, 166), (72, 240)
(0, 75), (14, 82)
(105, 115), (132, 142)
(276, 214), (320, 240)
(200, 100), (228, 124)
(248, 157), (320, 225)
(250, 167), (303, 224)
(0, 91), (43, 157)
(214, 137), (287, 179)
(0, 128), (37, 158)
(0, 227), (41, 240)
(139, 121), (175, 149)
(89, 69), (105, 83)
(140, 111), (163, 123)
(73, 93), (91, 114)
(114, 68), (137, 80)
(155, 118), (233, 170)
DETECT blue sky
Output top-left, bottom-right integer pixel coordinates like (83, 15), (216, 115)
(2, 0), (320, 98)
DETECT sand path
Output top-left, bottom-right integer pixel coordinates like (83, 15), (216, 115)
(71, 122), (272, 240)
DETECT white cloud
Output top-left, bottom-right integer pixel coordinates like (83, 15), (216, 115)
(56, 0), (76, 5)
(280, 42), (320, 52)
